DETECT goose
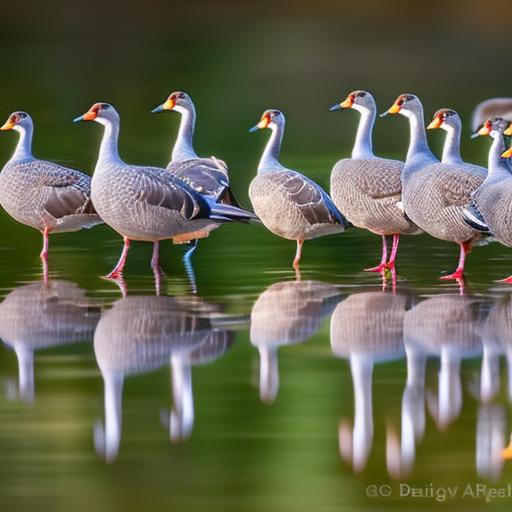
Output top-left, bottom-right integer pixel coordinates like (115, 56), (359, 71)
(382, 94), (486, 281)
(329, 90), (420, 272)
(0, 280), (100, 402)
(330, 291), (406, 473)
(250, 280), (341, 403)
(467, 118), (512, 283)
(151, 91), (244, 257)
(249, 109), (350, 270)
(0, 111), (102, 279)
(74, 103), (256, 279)
(151, 91), (240, 206)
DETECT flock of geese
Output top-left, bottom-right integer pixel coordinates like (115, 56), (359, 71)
(2, 277), (512, 476)
(2, 91), (512, 285)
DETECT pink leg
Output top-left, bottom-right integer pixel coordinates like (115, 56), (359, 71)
(440, 242), (470, 281)
(40, 226), (50, 260)
(40, 227), (50, 284)
(388, 234), (400, 270)
(293, 239), (304, 269)
(105, 237), (131, 279)
(365, 235), (388, 272)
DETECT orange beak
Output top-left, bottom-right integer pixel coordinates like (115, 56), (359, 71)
(502, 147), (512, 159)
(162, 97), (176, 111)
(257, 114), (270, 129)
(427, 115), (443, 130)
(82, 110), (98, 121)
(0, 118), (15, 131)
(388, 102), (401, 114)
(340, 95), (354, 109)
(478, 121), (492, 137)
(504, 123), (512, 137)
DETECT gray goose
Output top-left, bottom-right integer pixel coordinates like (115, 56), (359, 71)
(382, 94), (487, 281)
(0, 111), (102, 279)
(151, 91), (243, 258)
(329, 90), (420, 273)
(250, 280), (341, 403)
(466, 118), (512, 283)
(0, 280), (100, 402)
(151, 91), (240, 207)
(249, 109), (350, 270)
(74, 103), (256, 279)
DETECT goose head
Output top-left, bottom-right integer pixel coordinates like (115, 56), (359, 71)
(0, 111), (33, 133)
(472, 117), (509, 139)
(381, 94), (421, 119)
(73, 103), (119, 126)
(151, 91), (194, 115)
(249, 109), (285, 132)
(427, 108), (461, 132)
(330, 90), (376, 114)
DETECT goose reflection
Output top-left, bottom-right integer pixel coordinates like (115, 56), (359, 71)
(93, 295), (233, 462)
(0, 280), (100, 402)
(250, 280), (342, 404)
(330, 291), (407, 473)
(404, 295), (482, 431)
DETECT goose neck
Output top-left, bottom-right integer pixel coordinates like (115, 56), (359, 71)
(258, 123), (284, 173)
(12, 125), (33, 162)
(441, 124), (463, 164)
(172, 106), (197, 162)
(97, 119), (122, 167)
(352, 106), (375, 159)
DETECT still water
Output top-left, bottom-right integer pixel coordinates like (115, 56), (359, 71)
(0, 221), (512, 512)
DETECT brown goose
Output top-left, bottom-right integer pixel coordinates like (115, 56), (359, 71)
(0, 111), (102, 278)
(249, 109), (350, 270)
(329, 90), (420, 272)
(382, 94), (487, 281)
(74, 103), (256, 279)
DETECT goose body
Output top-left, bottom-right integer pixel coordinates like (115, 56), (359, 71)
(384, 95), (486, 279)
(152, 91), (240, 207)
(471, 119), (512, 247)
(74, 102), (255, 278)
(249, 109), (349, 269)
(0, 111), (102, 271)
(329, 91), (420, 272)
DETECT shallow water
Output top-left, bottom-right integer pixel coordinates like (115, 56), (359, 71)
(1, 222), (512, 512)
